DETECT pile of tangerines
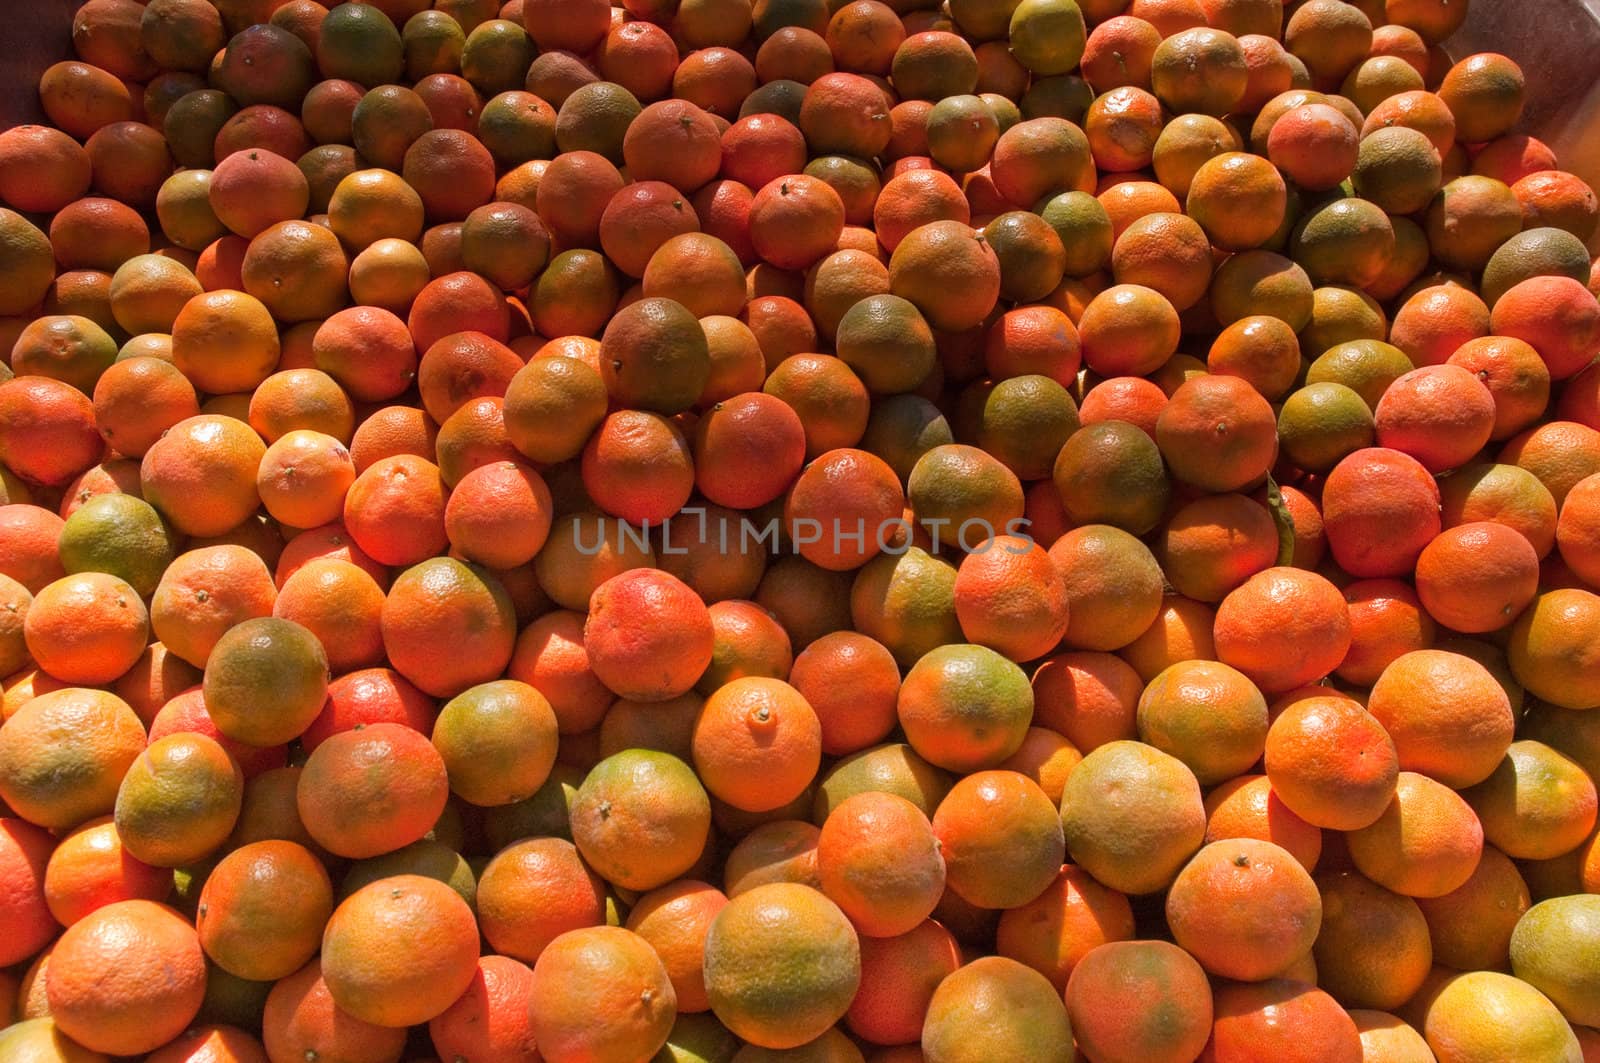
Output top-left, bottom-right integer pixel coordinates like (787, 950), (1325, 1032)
(3, 0), (1600, 1060)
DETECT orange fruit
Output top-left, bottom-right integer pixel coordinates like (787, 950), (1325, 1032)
(240, 219), (351, 323)
(202, 616), (328, 748)
(297, 721), (449, 859)
(1060, 740), (1205, 895)
(1214, 567), (1352, 695)
(844, 918), (961, 1046)
(1414, 844), (1530, 972)
(1422, 970), (1582, 1063)
(1169, 838), (1319, 980)
(1269, 103), (1359, 190)
(600, 296), (713, 416)
(42, 815), (170, 928)
(887, 220), (1000, 333)
(584, 567), (715, 702)
(817, 791), (944, 937)
(530, 926), (677, 1061)
(0, 687), (147, 831)
(896, 643), (1032, 773)
(196, 840), (332, 982)
(23, 572), (148, 685)
(952, 534), (1068, 662)
(1415, 521), (1540, 634)
(209, 149), (309, 239)
(1313, 868), (1434, 1011)
(1336, 578), (1437, 688)
(993, 863), (1135, 994)
(320, 874), (480, 1028)
(1265, 696), (1400, 831)
(476, 836), (605, 964)
(1158, 493), (1279, 604)
(581, 409), (695, 526)
(1137, 659), (1268, 786)
(0, 818), (58, 967)
(1348, 771), (1485, 898)
(1031, 650), (1142, 754)
(46, 899), (206, 1056)
(723, 819), (822, 898)
(272, 558), (386, 675)
(1464, 739), (1598, 861)
(693, 676), (821, 813)
(504, 352), (609, 466)
(922, 955), (1073, 1063)
(1322, 447), (1443, 579)
(1204, 774), (1322, 871)
(145, 1025), (270, 1063)
(623, 879), (727, 1015)
(139, 413), (267, 539)
(1374, 364), (1496, 474)
(1064, 940), (1212, 1063)
(113, 731), (242, 868)
(427, 955), (540, 1063)
(431, 678), (557, 809)
(571, 749), (711, 891)
(932, 769), (1064, 910)
(150, 545), (277, 668)
(1208, 979), (1363, 1063)
(0, 378), (104, 492)
(1446, 334), (1551, 442)
(1367, 649), (1516, 788)
(262, 958), (408, 1063)
(704, 882), (861, 1050)
(694, 392), (807, 510)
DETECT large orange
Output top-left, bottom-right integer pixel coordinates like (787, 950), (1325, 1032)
(1167, 837), (1320, 980)
(952, 534), (1069, 662)
(933, 770), (1064, 910)
(1136, 659), (1267, 786)
(139, 413), (266, 538)
(0, 818), (58, 967)
(530, 927), (677, 1062)
(1214, 567), (1352, 694)
(1313, 869), (1433, 1011)
(694, 677), (821, 813)
(427, 955), (540, 1063)
(203, 616), (328, 748)
(114, 732), (243, 868)
(570, 749), (711, 891)
(46, 900), (206, 1056)
(261, 959), (408, 1063)
(1064, 940), (1213, 1063)
(150, 545), (277, 668)
(1208, 979), (1363, 1063)
(624, 879), (728, 1014)
(846, 918), (962, 1046)
(897, 643), (1032, 773)
(1204, 774), (1323, 871)
(1059, 740), (1205, 895)
(1265, 696), (1399, 831)
(1367, 649), (1516, 788)
(23, 572), (148, 686)
(196, 840), (332, 982)
(320, 874), (481, 1028)
(297, 721), (448, 859)
(381, 557), (517, 698)
(0, 687), (146, 831)
(703, 882), (861, 1050)
(922, 955), (1073, 1063)
(477, 836), (605, 964)
(42, 815), (170, 928)
(586, 568), (715, 702)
